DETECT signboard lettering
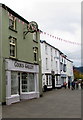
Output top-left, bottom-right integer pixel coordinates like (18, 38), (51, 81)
(14, 61), (34, 69)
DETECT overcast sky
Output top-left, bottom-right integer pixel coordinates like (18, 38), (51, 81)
(0, 0), (82, 67)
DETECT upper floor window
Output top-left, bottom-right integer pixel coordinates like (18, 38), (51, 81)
(9, 14), (16, 30)
(33, 47), (38, 62)
(63, 64), (66, 72)
(46, 58), (48, 70)
(55, 50), (57, 57)
(33, 32), (37, 42)
(51, 48), (52, 56)
(45, 45), (48, 54)
(60, 63), (63, 71)
(9, 37), (17, 58)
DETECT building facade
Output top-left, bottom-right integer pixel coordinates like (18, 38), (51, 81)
(40, 40), (74, 91)
(40, 40), (61, 91)
(0, 4), (42, 105)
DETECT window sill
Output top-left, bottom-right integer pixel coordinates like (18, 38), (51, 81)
(34, 61), (38, 64)
(9, 56), (18, 60)
(9, 27), (17, 33)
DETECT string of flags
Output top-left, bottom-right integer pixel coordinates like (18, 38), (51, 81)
(7, 11), (81, 46)
(40, 31), (81, 46)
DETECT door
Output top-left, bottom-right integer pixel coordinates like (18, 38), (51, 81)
(52, 75), (55, 89)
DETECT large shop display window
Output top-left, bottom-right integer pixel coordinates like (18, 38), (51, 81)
(11, 72), (35, 95)
(11, 72), (18, 95)
(21, 72), (35, 93)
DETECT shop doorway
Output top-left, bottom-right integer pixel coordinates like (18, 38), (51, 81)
(52, 75), (55, 89)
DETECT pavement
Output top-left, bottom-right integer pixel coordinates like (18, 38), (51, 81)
(2, 88), (81, 118)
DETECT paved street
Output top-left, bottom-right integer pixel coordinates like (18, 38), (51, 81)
(2, 88), (81, 118)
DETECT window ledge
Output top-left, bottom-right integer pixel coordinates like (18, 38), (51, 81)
(9, 27), (17, 33)
(9, 57), (18, 60)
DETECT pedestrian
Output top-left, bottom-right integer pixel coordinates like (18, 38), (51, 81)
(68, 81), (70, 89)
(63, 82), (67, 89)
(81, 80), (83, 89)
(71, 81), (75, 90)
(76, 81), (79, 89)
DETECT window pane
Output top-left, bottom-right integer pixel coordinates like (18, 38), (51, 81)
(11, 72), (18, 95)
(10, 38), (16, 58)
(29, 73), (35, 92)
(21, 73), (28, 92)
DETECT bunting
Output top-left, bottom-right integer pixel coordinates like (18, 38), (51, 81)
(7, 11), (81, 46)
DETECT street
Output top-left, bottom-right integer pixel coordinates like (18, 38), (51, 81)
(2, 88), (81, 118)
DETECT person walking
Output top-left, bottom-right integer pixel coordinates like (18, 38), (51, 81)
(68, 81), (70, 89)
(63, 81), (67, 89)
(81, 80), (83, 89)
(71, 81), (75, 90)
(76, 81), (79, 89)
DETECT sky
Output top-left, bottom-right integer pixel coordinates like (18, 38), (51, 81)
(0, 0), (82, 67)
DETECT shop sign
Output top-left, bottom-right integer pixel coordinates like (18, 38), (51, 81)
(5, 59), (39, 73)
(14, 61), (34, 69)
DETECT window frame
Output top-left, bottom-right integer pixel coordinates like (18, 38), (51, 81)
(33, 47), (38, 63)
(9, 37), (17, 58)
(9, 14), (17, 31)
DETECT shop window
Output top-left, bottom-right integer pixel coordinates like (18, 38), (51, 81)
(46, 75), (48, 85)
(9, 14), (16, 30)
(21, 72), (35, 93)
(29, 73), (35, 92)
(49, 75), (52, 85)
(56, 76), (58, 84)
(9, 37), (16, 58)
(11, 72), (18, 95)
(34, 47), (38, 62)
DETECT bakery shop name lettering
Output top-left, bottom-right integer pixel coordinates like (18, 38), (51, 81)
(14, 61), (34, 69)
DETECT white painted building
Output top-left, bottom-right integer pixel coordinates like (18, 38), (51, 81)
(40, 40), (74, 91)
(40, 40), (61, 91)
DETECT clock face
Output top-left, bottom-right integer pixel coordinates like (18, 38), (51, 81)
(27, 21), (38, 33)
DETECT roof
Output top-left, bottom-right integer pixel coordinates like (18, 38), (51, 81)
(40, 40), (73, 63)
(40, 40), (66, 55)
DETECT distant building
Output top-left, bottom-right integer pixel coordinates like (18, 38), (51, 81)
(66, 59), (74, 85)
(40, 40), (74, 91)
(41, 40), (61, 91)
(0, 4), (42, 105)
